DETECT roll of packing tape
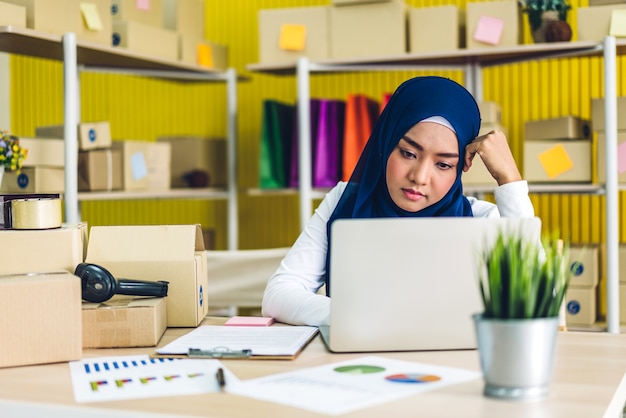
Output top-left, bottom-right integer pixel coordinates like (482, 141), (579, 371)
(11, 198), (62, 229)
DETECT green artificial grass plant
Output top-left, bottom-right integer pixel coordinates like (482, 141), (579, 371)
(478, 230), (574, 319)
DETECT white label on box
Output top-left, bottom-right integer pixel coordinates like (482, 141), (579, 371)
(131, 152), (147, 180)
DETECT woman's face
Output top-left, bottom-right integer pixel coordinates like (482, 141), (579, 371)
(385, 121), (459, 212)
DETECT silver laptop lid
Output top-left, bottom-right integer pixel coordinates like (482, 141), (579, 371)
(325, 216), (542, 353)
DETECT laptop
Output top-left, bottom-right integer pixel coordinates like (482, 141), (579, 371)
(319, 216), (542, 353)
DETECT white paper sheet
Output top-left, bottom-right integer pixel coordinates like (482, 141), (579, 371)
(228, 356), (481, 415)
(69, 355), (239, 403)
(156, 325), (318, 357)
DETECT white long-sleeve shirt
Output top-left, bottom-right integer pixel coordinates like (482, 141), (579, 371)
(261, 180), (536, 326)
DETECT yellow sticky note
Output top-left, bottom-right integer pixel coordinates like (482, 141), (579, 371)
(610, 10), (626, 37)
(197, 44), (214, 68)
(538, 143), (574, 179)
(279, 24), (306, 51)
(80, 3), (103, 31)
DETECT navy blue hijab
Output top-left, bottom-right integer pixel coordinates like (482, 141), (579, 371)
(324, 76), (481, 292)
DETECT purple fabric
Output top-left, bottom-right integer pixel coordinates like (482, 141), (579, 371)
(314, 100), (346, 187)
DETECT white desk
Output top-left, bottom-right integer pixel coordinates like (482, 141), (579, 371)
(1, 317), (625, 417)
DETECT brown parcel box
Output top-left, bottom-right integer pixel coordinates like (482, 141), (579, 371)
(524, 116), (592, 141)
(18, 137), (65, 167)
(36, 121), (112, 151)
(592, 96), (626, 131)
(408, 5), (464, 53)
(577, 4), (626, 41)
(111, 140), (151, 191)
(597, 130), (626, 184)
(466, 0), (522, 49)
(85, 224), (208, 327)
(112, 20), (178, 61)
(1, 167), (64, 193)
(111, 0), (163, 27)
(565, 286), (597, 325)
(163, 0), (204, 39)
(2, 0), (70, 34)
(0, 272), (82, 368)
(0, 223), (87, 275)
(78, 148), (123, 191)
(82, 297), (167, 348)
(0, 1), (26, 27)
(523, 140), (592, 182)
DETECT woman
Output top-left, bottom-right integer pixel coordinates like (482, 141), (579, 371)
(262, 76), (535, 326)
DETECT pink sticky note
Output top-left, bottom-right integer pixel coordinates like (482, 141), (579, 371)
(136, 0), (150, 11)
(225, 316), (275, 326)
(618, 142), (626, 174)
(474, 15), (504, 45)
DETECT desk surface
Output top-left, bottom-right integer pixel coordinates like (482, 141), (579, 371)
(1, 317), (625, 418)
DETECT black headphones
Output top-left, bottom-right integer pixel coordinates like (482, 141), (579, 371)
(75, 263), (169, 303)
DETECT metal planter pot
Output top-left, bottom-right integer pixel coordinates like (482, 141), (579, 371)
(472, 313), (559, 401)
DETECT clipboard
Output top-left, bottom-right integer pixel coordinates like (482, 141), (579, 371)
(152, 325), (319, 360)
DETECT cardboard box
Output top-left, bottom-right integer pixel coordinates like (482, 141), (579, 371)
(329, 1), (406, 59)
(111, 140), (151, 191)
(569, 245), (599, 287)
(69, 0), (111, 46)
(146, 141), (171, 190)
(0, 1), (26, 27)
(163, 0), (203, 38)
(523, 140), (592, 182)
(590, 0), (626, 5)
(179, 35), (228, 70)
(332, 0), (392, 5)
(597, 130), (626, 184)
(2, 0), (71, 34)
(0, 223), (86, 274)
(565, 286), (597, 325)
(524, 116), (592, 141)
(82, 297), (167, 348)
(577, 4), (626, 41)
(408, 5), (464, 53)
(591, 96), (626, 131)
(1, 166), (64, 193)
(466, 0), (522, 49)
(0, 271), (82, 368)
(78, 148), (123, 191)
(112, 20), (178, 61)
(478, 101), (502, 125)
(18, 137), (64, 167)
(156, 136), (227, 188)
(85, 224), (208, 327)
(111, 0), (163, 28)
(36, 121), (112, 151)
(258, 6), (330, 65)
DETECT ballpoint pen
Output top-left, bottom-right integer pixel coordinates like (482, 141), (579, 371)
(216, 367), (226, 391)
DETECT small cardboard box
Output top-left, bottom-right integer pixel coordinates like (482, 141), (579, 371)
(0, 223), (87, 275)
(332, 0), (392, 5)
(408, 5), (464, 53)
(565, 286), (597, 325)
(156, 136), (227, 188)
(82, 297), (167, 348)
(19, 137), (64, 167)
(163, 0), (204, 38)
(597, 130), (626, 184)
(2, 0), (70, 34)
(329, 1), (406, 59)
(523, 140), (592, 182)
(478, 101), (502, 125)
(111, 0), (163, 28)
(258, 6), (330, 65)
(0, 1), (26, 27)
(111, 140), (151, 191)
(569, 245), (599, 287)
(466, 0), (522, 49)
(1, 166), (64, 193)
(591, 96), (626, 131)
(146, 141), (171, 190)
(178, 35), (228, 70)
(78, 148), (123, 191)
(36, 121), (112, 151)
(577, 4), (626, 41)
(524, 116), (592, 141)
(0, 271), (82, 368)
(112, 20), (178, 61)
(85, 224), (208, 327)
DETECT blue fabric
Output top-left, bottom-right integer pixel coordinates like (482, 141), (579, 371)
(324, 76), (482, 293)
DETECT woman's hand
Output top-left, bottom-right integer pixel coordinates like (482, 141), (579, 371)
(464, 130), (522, 186)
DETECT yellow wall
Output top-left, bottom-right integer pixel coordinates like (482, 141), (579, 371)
(8, 1), (625, 279)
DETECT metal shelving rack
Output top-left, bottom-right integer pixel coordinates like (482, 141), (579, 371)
(247, 37), (622, 332)
(0, 25), (238, 250)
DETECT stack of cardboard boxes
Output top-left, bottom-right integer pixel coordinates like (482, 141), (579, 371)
(0, 0), (227, 70)
(565, 245), (600, 326)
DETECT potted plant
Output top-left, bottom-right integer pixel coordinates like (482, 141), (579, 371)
(0, 131), (27, 184)
(472, 230), (573, 400)
(522, 0), (572, 43)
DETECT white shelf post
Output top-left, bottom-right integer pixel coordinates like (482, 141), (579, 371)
(63, 33), (79, 224)
(226, 68), (238, 251)
(297, 57), (312, 230)
(604, 36), (620, 334)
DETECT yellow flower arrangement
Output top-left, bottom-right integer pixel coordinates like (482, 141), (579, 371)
(0, 131), (27, 171)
